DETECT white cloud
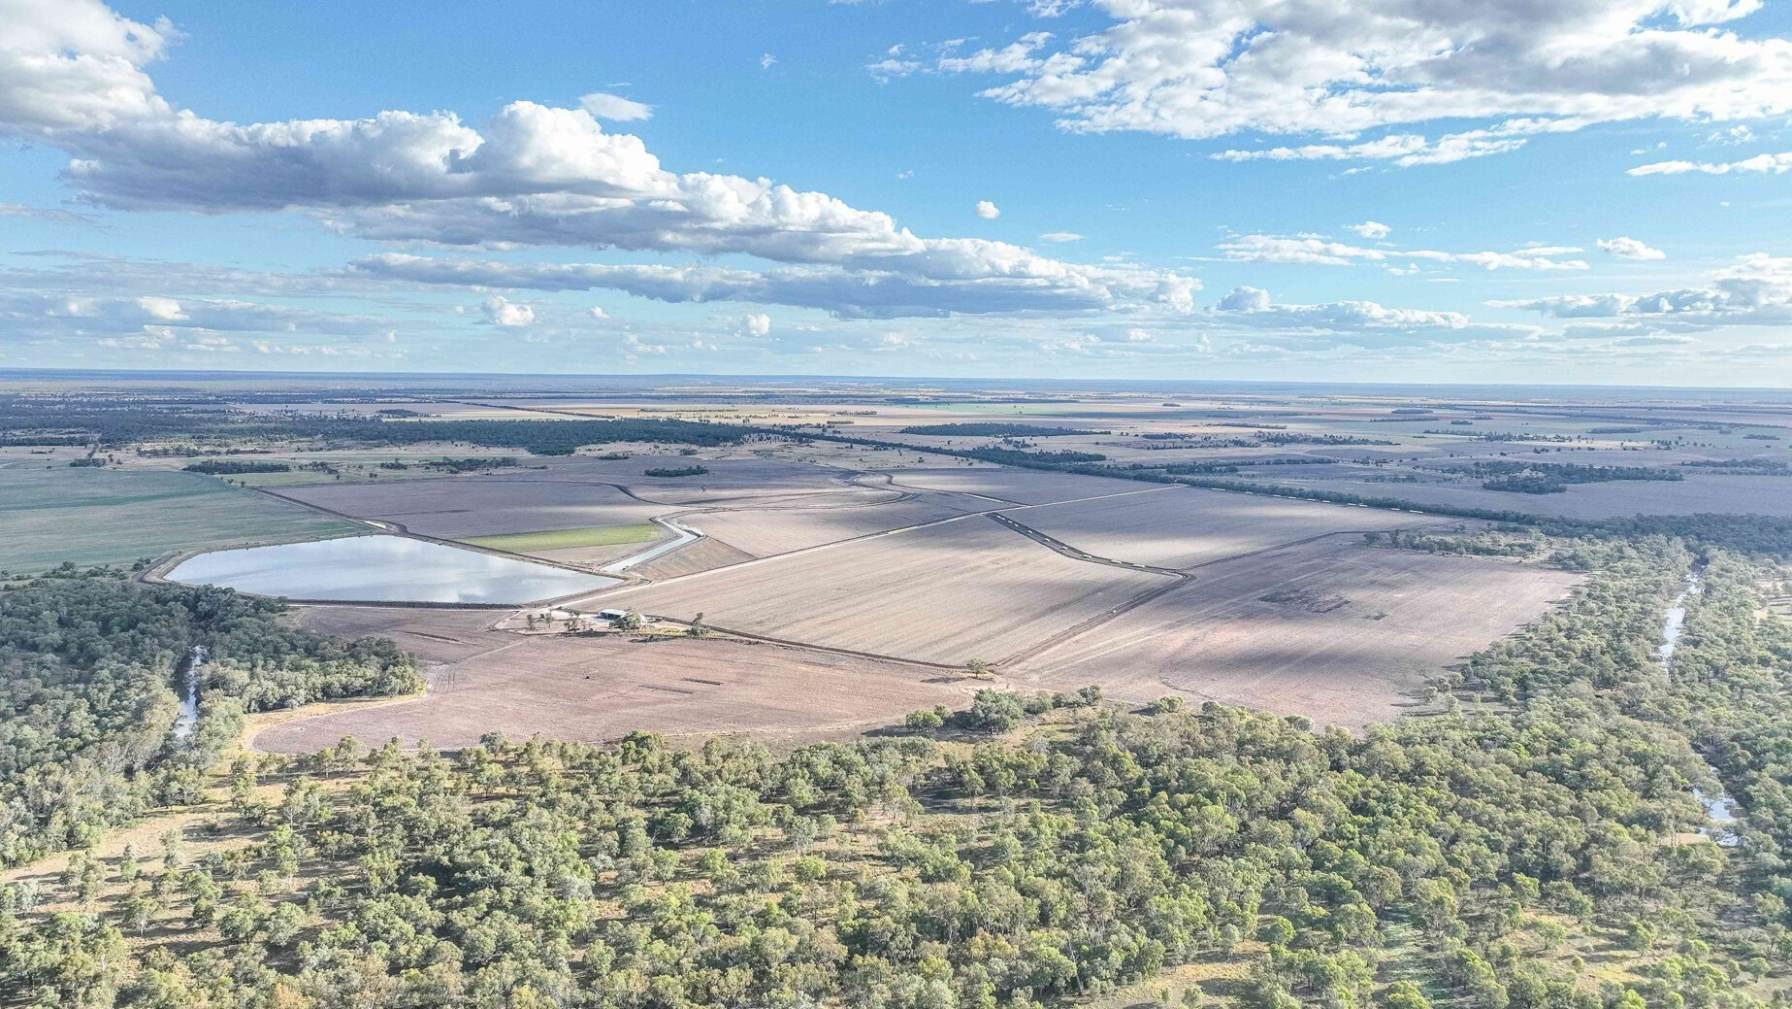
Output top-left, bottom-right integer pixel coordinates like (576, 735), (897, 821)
(1494, 254), (1792, 327)
(1218, 234), (1588, 271)
(0, 290), (395, 339)
(1217, 286), (1273, 312)
(351, 253), (1199, 319)
(1628, 152), (1792, 176)
(759, 52), (777, 70)
(899, 0), (1792, 165)
(587, 306), (610, 320)
(1597, 236), (1666, 260)
(742, 312), (772, 337)
(1039, 231), (1082, 243)
(481, 295), (534, 327)
(0, 0), (1200, 322)
(1212, 285), (1531, 347)
(578, 91), (653, 122)
(1212, 119), (1593, 167)
(0, 202), (93, 225)
(1348, 221), (1391, 240)
(975, 200), (1001, 220)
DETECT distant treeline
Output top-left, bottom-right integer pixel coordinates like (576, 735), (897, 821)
(0, 433), (90, 447)
(898, 423), (1095, 437)
(1460, 460), (1684, 494)
(644, 465), (709, 478)
(0, 398), (755, 456)
(182, 460), (291, 475)
(1682, 458), (1792, 475)
(420, 457), (519, 473)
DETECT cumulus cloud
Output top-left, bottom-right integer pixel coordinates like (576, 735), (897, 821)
(1493, 254), (1792, 327)
(894, 0), (1792, 165)
(0, 0), (1199, 321)
(1628, 152), (1792, 176)
(1218, 235), (1588, 271)
(1348, 221), (1391, 239)
(351, 253), (1197, 319)
(1597, 236), (1666, 260)
(578, 91), (653, 122)
(481, 295), (535, 327)
(1039, 231), (1082, 243)
(1217, 286), (1273, 312)
(742, 312), (772, 337)
(975, 200), (1001, 220)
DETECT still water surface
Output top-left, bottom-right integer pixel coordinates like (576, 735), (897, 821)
(167, 535), (618, 604)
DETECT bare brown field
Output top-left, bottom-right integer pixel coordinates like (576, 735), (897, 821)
(273, 478), (667, 539)
(632, 536), (757, 580)
(881, 466), (1166, 505)
(1014, 539), (1581, 727)
(1012, 486), (1427, 569)
(683, 493), (981, 556)
(288, 605), (512, 664)
(538, 454), (862, 504)
(579, 516), (1170, 666)
(252, 635), (975, 751)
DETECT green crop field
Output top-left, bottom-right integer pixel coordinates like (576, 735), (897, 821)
(462, 523), (661, 552)
(0, 466), (361, 573)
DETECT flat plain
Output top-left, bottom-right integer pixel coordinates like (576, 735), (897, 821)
(1014, 538), (1583, 726)
(272, 477), (667, 540)
(681, 493), (980, 556)
(253, 632), (975, 751)
(0, 466), (357, 572)
(580, 516), (1171, 666)
(1009, 486), (1430, 569)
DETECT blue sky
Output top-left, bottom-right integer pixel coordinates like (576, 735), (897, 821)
(3, 0), (1791, 385)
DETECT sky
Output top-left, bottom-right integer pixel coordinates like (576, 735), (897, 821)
(2, 0), (1791, 386)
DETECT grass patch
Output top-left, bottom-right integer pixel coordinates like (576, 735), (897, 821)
(0, 466), (359, 572)
(463, 523), (660, 552)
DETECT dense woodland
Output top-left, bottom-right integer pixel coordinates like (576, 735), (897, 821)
(0, 575), (420, 870)
(1, 530), (1791, 1008)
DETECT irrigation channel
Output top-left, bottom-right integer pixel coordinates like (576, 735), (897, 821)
(600, 517), (701, 575)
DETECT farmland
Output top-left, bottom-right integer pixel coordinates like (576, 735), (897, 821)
(253, 629), (975, 751)
(9, 377), (1792, 740)
(580, 516), (1171, 666)
(1008, 485), (1427, 569)
(1015, 537), (1584, 726)
(0, 464), (357, 572)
